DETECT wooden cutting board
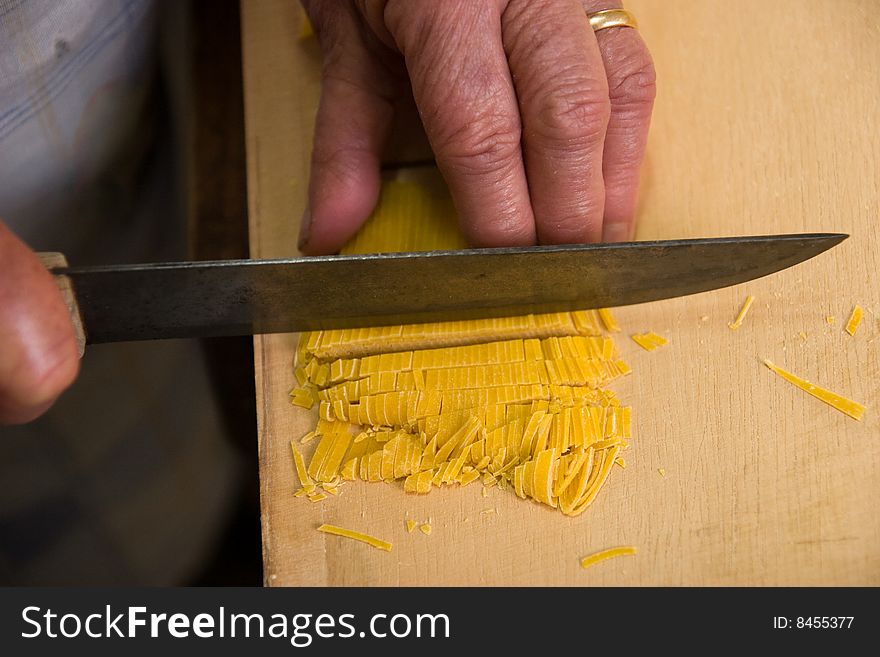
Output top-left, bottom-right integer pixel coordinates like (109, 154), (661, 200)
(242, 0), (879, 585)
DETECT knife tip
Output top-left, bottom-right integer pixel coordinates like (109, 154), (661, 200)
(818, 232), (849, 247)
(797, 232), (848, 249)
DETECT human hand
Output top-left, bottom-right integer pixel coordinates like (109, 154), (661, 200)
(299, 0), (655, 254)
(0, 221), (80, 424)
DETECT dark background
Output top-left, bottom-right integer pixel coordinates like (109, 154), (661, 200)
(183, 0), (259, 585)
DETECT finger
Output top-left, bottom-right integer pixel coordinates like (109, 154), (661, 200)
(582, 1), (656, 241)
(0, 222), (79, 425)
(384, 0), (536, 247)
(503, 0), (610, 244)
(300, 2), (396, 254)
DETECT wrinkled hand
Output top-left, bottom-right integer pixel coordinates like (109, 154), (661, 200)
(0, 221), (79, 424)
(299, 0), (655, 254)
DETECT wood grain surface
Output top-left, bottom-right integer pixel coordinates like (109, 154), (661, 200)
(242, 0), (879, 585)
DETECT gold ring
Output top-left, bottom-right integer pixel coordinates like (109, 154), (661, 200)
(588, 8), (639, 32)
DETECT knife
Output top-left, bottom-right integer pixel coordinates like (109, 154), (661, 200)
(40, 233), (846, 351)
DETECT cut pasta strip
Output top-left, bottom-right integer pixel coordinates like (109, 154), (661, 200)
(597, 308), (621, 333)
(290, 387), (315, 409)
(316, 336), (613, 383)
(290, 441), (313, 489)
(763, 359), (865, 421)
(568, 446), (620, 516)
(579, 546), (637, 569)
(728, 295), (755, 330)
(306, 315), (587, 361)
(631, 332), (668, 351)
(845, 305), (863, 336)
(317, 524), (392, 552)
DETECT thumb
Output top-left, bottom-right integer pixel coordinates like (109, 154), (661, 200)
(0, 221), (80, 424)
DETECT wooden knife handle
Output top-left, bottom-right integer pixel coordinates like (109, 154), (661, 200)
(37, 252), (86, 358)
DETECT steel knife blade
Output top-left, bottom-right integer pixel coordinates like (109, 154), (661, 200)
(46, 233), (846, 344)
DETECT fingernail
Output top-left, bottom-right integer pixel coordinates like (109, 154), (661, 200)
(602, 222), (630, 243)
(298, 205), (312, 251)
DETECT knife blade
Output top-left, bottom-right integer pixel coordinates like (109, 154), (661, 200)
(46, 233), (846, 344)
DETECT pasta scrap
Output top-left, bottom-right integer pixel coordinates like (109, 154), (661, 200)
(598, 308), (621, 333)
(290, 387), (315, 409)
(845, 305), (863, 336)
(631, 332), (668, 351)
(580, 546), (637, 570)
(763, 359), (865, 421)
(728, 295), (755, 330)
(317, 524), (392, 552)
